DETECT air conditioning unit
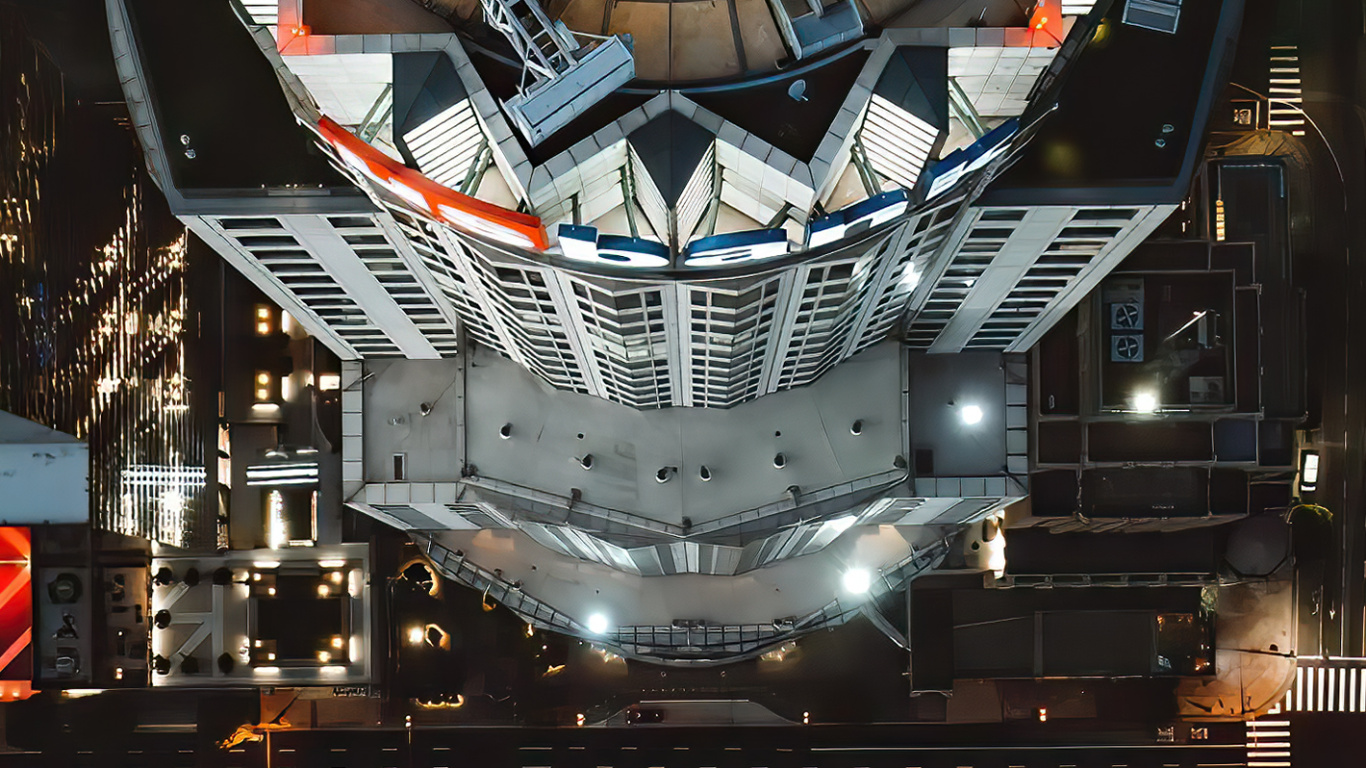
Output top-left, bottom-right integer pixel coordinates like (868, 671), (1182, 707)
(1109, 302), (1144, 331)
(1111, 334), (1144, 362)
(1189, 376), (1225, 404)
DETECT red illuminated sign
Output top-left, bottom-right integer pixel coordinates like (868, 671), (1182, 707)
(317, 117), (548, 250)
(0, 528), (31, 690)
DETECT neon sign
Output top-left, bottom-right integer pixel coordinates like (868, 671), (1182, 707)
(316, 117), (548, 250)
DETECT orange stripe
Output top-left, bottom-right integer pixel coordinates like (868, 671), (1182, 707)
(317, 117), (549, 250)
(0, 628), (31, 679)
(0, 566), (30, 618)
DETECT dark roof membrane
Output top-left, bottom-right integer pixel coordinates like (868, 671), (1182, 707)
(126, 0), (350, 190)
(686, 47), (871, 162)
(393, 51), (469, 140)
(628, 112), (716, 205)
(873, 47), (949, 130)
(983, 0), (1242, 205)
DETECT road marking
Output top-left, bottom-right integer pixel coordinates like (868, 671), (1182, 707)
(279, 748), (295, 753)
(383, 747), (399, 751)
(331, 748), (346, 752)
(519, 746), (552, 750)
(434, 746), (451, 751)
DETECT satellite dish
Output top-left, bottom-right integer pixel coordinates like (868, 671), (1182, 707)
(787, 79), (809, 102)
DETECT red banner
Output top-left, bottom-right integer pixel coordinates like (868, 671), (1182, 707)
(317, 117), (548, 250)
(0, 528), (31, 685)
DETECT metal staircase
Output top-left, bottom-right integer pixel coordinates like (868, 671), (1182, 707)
(481, 0), (636, 145)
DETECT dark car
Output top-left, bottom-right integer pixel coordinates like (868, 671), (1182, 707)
(626, 708), (665, 724)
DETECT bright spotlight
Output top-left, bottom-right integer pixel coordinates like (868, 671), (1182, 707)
(842, 568), (872, 595)
(1132, 391), (1158, 414)
(407, 626), (424, 646)
(586, 613), (610, 634)
(959, 404), (984, 425)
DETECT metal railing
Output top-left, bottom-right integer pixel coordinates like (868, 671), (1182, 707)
(416, 531), (952, 663)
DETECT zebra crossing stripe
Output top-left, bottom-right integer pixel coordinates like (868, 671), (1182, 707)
(1246, 719), (1292, 768)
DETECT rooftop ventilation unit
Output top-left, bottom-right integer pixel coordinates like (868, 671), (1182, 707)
(1122, 0), (1181, 34)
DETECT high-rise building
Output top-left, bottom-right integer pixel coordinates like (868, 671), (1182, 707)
(107, 0), (1242, 661)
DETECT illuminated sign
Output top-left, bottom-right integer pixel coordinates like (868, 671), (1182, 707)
(923, 119), (1019, 200)
(553, 225), (670, 268)
(316, 117), (548, 250)
(683, 229), (789, 268)
(807, 190), (910, 248)
(0, 528), (31, 692)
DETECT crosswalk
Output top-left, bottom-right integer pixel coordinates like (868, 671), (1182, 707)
(1268, 45), (1306, 136)
(1245, 720), (1291, 768)
(1268, 662), (1366, 712)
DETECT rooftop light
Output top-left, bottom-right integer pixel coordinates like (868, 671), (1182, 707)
(959, 404), (984, 425)
(842, 568), (872, 595)
(1132, 391), (1158, 414)
(586, 613), (610, 635)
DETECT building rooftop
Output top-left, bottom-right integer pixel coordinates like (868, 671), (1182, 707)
(125, 0), (354, 191)
(983, 0), (1243, 204)
(365, 341), (905, 531)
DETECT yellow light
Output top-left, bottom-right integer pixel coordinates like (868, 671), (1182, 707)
(256, 321), (271, 335)
(267, 653), (276, 661)
(256, 306), (270, 320)
(318, 651), (331, 663)
(267, 587), (276, 596)
(332, 636), (344, 649)
(254, 640), (262, 648)
(407, 626), (424, 645)
(256, 372), (270, 385)
(115, 668), (123, 681)
(252, 573), (261, 581)
(318, 584), (331, 597)
(255, 388), (270, 401)
(319, 374), (341, 391)
(330, 571), (343, 584)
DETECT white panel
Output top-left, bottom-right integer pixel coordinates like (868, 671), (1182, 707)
(284, 53), (393, 127)
(0, 443), (89, 524)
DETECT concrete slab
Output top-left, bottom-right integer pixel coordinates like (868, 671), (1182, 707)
(609, 3), (672, 80)
(668, 2), (742, 81)
(463, 341), (903, 526)
(908, 351), (1008, 478)
(880, 0), (1026, 28)
(734, 0), (787, 73)
(559, 0), (613, 37)
(432, 518), (940, 626)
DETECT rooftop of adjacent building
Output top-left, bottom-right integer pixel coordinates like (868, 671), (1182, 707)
(983, 0), (1245, 205)
(123, 0), (362, 192)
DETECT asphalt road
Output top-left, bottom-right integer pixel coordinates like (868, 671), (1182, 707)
(1292, 0), (1366, 656)
(0, 723), (1255, 768)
